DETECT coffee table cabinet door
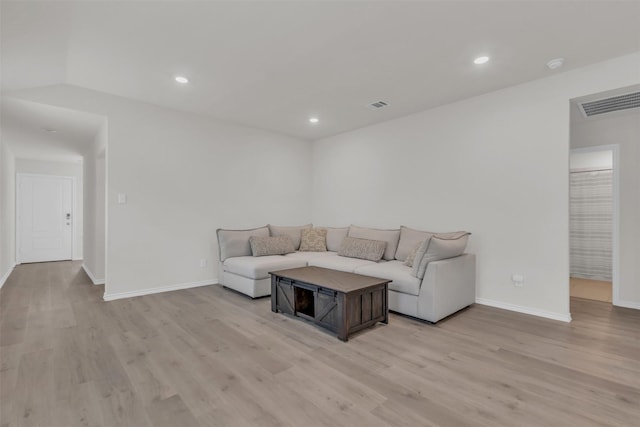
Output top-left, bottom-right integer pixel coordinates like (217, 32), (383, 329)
(315, 288), (339, 331)
(275, 278), (295, 315)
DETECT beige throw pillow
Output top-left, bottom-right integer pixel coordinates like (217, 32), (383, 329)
(268, 224), (312, 250)
(404, 240), (427, 267)
(299, 228), (327, 252)
(249, 235), (295, 257)
(338, 237), (386, 262)
(348, 225), (400, 261)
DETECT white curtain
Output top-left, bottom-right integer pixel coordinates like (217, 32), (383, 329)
(569, 169), (612, 281)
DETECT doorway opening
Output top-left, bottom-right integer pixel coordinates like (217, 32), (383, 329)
(569, 146), (616, 303)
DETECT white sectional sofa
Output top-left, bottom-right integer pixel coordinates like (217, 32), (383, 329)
(216, 224), (476, 323)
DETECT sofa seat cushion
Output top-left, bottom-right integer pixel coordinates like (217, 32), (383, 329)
(285, 251), (338, 263)
(355, 261), (421, 296)
(223, 256), (307, 280)
(308, 255), (377, 273)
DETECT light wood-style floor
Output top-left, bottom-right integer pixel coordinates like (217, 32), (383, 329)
(570, 277), (613, 303)
(1, 261), (639, 427)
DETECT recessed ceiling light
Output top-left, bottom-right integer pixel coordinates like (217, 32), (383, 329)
(175, 76), (189, 84)
(309, 117), (319, 124)
(474, 56), (490, 65)
(546, 58), (565, 70)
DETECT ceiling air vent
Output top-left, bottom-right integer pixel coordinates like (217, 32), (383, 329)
(367, 100), (389, 110)
(579, 92), (640, 117)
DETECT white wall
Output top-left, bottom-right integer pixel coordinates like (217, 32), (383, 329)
(7, 85), (313, 299)
(312, 53), (640, 321)
(571, 112), (640, 308)
(15, 158), (84, 260)
(82, 122), (107, 284)
(0, 139), (16, 288)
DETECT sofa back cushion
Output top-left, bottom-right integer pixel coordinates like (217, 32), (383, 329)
(217, 226), (269, 261)
(299, 228), (328, 252)
(395, 226), (434, 261)
(348, 225), (400, 261)
(268, 224), (312, 250)
(413, 232), (470, 279)
(322, 227), (348, 252)
(249, 235), (296, 257)
(338, 237), (387, 262)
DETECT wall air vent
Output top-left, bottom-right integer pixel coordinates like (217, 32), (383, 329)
(579, 92), (640, 117)
(367, 100), (389, 110)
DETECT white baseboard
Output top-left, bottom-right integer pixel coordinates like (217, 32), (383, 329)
(82, 264), (105, 285)
(614, 299), (640, 310)
(103, 279), (218, 301)
(476, 297), (572, 323)
(0, 264), (16, 290)
(72, 257), (83, 261)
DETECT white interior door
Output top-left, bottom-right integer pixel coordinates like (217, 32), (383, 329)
(18, 174), (73, 263)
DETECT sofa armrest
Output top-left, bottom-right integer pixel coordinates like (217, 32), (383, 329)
(417, 253), (476, 322)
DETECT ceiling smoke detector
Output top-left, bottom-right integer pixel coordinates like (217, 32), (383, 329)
(546, 58), (564, 70)
(367, 100), (389, 110)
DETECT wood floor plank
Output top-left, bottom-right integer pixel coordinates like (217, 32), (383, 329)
(1, 261), (639, 426)
(145, 394), (202, 427)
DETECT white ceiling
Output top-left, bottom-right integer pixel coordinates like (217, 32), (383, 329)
(2, 1), (640, 140)
(1, 98), (105, 162)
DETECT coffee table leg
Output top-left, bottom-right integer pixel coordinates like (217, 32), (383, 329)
(271, 276), (277, 313)
(382, 284), (389, 324)
(338, 295), (348, 341)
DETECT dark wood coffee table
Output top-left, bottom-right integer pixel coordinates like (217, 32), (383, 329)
(270, 266), (390, 341)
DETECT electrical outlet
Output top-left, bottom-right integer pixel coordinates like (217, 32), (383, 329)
(512, 274), (524, 287)
(199, 259), (207, 268)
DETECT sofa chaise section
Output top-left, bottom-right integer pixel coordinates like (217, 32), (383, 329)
(355, 254), (476, 323)
(222, 255), (307, 298)
(217, 226), (307, 298)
